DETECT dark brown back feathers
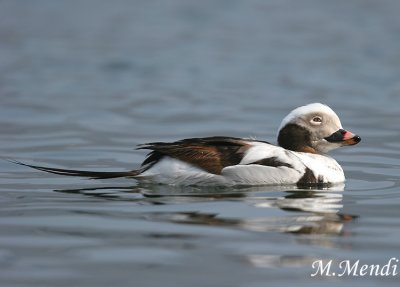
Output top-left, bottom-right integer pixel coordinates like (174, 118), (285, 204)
(137, 136), (257, 175)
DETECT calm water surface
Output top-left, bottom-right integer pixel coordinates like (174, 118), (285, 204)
(1, 1), (400, 286)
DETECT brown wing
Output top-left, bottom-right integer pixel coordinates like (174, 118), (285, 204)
(137, 136), (260, 175)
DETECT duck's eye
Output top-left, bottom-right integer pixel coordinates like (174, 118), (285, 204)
(311, 116), (323, 124)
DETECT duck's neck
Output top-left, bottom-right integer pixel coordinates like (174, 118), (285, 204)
(277, 123), (317, 154)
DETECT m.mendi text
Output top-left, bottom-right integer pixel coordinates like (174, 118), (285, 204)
(311, 257), (399, 277)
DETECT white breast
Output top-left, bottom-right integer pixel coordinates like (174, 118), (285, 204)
(292, 152), (345, 184)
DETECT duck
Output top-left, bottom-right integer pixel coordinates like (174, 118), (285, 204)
(13, 103), (360, 186)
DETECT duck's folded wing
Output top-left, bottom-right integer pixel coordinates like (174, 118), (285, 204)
(222, 164), (303, 185)
(137, 136), (264, 175)
(222, 144), (306, 185)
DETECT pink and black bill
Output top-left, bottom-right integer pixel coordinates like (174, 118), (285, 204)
(324, 129), (361, 146)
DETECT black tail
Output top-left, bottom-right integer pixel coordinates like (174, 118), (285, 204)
(8, 160), (140, 179)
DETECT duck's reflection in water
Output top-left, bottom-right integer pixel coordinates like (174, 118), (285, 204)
(242, 186), (356, 235)
(55, 183), (357, 269)
(55, 183), (357, 237)
(151, 190), (356, 237)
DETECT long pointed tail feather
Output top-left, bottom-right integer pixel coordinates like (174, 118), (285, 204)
(8, 160), (140, 179)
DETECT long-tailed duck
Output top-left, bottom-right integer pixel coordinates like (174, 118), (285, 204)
(14, 103), (360, 186)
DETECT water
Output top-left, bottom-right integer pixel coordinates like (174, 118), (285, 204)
(1, 0), (400, 286)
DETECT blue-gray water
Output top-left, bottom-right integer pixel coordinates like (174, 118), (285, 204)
(1, 1), (400, 286)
